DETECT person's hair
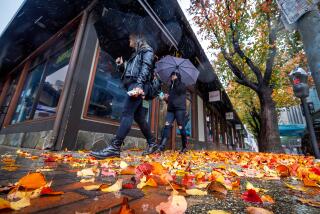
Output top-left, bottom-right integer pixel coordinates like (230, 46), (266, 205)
(130, 33), (149, 51)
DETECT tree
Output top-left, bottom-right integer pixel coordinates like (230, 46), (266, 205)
(189, 0), (303, 152)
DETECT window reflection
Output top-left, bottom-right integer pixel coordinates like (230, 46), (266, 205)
(10, 24), (77, 124)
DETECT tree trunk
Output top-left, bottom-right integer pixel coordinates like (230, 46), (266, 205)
(258, 87), (283, 153)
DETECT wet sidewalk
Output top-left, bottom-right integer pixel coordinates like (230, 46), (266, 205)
(0, 145), (320, 214)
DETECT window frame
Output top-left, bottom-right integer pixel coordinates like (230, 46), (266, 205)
(2, 15), (81, 127)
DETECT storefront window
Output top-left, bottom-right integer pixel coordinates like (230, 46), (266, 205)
(10, 23), (77, 124)
(86, 48), (150, 122)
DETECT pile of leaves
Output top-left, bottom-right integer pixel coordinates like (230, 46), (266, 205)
(1, 150), (320, 213)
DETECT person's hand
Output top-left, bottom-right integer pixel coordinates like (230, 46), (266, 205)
(133, 87), (144, 97)
(164, 93), (169, 100)
(116, 56), (123, 65)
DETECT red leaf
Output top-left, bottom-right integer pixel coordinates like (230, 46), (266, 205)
(241, 189), (263, 203)
(44, 156), (56, 162)
(122, 183), (135, 189)
(310, 167), (320, 176)
(182, 174), (195, 188)
(40, 187), (64, 195)
(135, 163), (153, 179)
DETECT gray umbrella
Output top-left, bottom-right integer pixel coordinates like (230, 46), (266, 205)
(155, 55), (200, 86)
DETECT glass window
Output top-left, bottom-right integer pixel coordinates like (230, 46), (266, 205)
(33, 44), (72, 119)
(10, 22), (77, 124)
(87, 49), (127, 121)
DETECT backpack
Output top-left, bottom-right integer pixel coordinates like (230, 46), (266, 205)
(143, 71), (162, 100)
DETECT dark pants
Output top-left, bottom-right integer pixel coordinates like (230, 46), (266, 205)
(160, 110), (187, 149)
(115, 83), (153, 143)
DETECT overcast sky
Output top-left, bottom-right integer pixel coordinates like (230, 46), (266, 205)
(0, 0), (24, 36)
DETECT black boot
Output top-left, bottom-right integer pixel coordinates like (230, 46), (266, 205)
(156, 137), (168, 153)
(142, 138), (158, 156)
(90, 138), (123, 159)
(179, 132), (188, 154)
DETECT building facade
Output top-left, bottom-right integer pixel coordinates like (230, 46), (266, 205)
(0, 0), (245, 151)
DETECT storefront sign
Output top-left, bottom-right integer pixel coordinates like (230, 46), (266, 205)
(276, 0), (319, 24)
(235, 124), (242, 130)
(209, 90), (220, 102)
(226, 112), (234, 120)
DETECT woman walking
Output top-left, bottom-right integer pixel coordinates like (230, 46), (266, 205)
(90, 33), (158, 159)
(157, 72), (188, 153)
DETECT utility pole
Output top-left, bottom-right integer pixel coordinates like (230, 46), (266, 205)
(297, 9), (320, 98)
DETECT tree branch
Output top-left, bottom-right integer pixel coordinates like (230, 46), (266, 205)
(264, 15), (278, 85)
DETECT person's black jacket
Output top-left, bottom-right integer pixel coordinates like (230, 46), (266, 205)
(119, 44), (154, 89)
(167, 73), (186, 111)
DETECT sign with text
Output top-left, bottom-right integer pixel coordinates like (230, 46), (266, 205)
(226, 112), (234, 120)
(276, 0), (320, 24)
(209, 90), (220, 102)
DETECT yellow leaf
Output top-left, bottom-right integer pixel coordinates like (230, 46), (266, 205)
(297, 198), (320, 208)
(120, 161), (128, 169)
(101, 179), (122, 192)
(83, 184), (102, 191)
(246, 182), (267, 193)
(246, 207), (274, 214)
(80, 178), (95, 183)
(10, 197), (31, 210)
(8, 188), (42, 200)
(186, 189), (208, 196)
(261, 195), (275, 204)
(77, 168), (96, 177)
(309, 173), (320, 183)
(0, 197), (11, 210)
(284, 182), (307, 192)
(207, 210), (231, 214)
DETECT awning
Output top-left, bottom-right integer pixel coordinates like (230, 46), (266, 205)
(279, 124), (306, 137)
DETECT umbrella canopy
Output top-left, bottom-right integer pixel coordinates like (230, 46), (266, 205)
(94, 9), (159, 55)
(155, 55), (200, 86)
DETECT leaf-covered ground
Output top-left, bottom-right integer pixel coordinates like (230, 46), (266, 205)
(0, 145), (319, 213)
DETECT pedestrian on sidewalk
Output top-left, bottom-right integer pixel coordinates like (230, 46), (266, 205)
(157, 72), (188, 153)
(90, 33), (158, 159)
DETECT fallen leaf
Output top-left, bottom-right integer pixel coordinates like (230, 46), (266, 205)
(77, 168), (96, 177)
(80, 178), (95, 183)
(83, 184), (102, 191)
(120, 161), (129, 169)
(1, 164), (19, 171)
(309, 173), (320, 183)
(232, 179), (241, 190)
(261, 195), (275, 204)
(10, 197), (31, 211)
(246, 206), (273, 214)
(118, 197), (135, 214)
(186, 189), (208, 196)
(137, 177), (157, 189)
(122, 183), (135, 189)
(297, 198), (320, 208)
(275, 165), (289, 177)
(207, 181), (227, 195)
(284, 182), (307, 192)
(0, 198), (11, 210)
(40, 187), (64, 195)
(135, 163), (153, 178)
(120, 166), (136, 175)
(241, 189), (263, 203)
(18, 172), (47, 189)
(156, 194), (187, 214)
(8, 188), (42, 200)
(101, 179), (123, 192)
(151, 162), (167, 175)
(246, 182), (267, 193)
(303, 178), (318, 187)
(207, 210), (231, 214)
